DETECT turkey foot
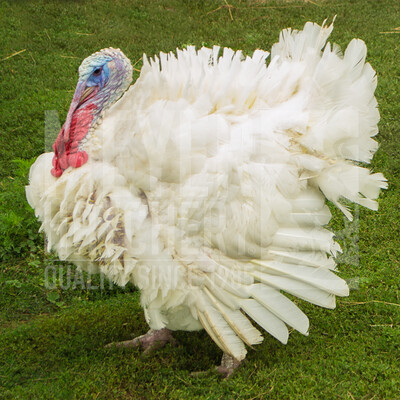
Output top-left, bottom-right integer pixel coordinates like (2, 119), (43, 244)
(191, 353), (242, 378)
(216, 353), (242, 378)
(105, 328), (175, 354)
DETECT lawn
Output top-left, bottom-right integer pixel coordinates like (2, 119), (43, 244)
(0, 0), (399, 399)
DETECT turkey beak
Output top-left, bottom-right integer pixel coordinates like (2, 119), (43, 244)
(61, 80), (88, 141)
(61, 80), (98, 142)
(79, 86), (96, 105)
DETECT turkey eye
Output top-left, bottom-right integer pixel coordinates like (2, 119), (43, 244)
(93, 68), (101, 76)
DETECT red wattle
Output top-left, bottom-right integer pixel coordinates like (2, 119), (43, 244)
(51, 167), (63, 178)
(67, 151), (88, 168)
(51, 101), (97, 177)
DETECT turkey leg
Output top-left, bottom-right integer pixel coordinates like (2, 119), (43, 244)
(105, 328), (176, 354)
(216, 352), (242, 378)
(191, 352), (242, 378)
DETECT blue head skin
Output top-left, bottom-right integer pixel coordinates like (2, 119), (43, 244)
(63, 48), (133, 140)
(52, 48), (133, 176)
(82, 54), (112, 89)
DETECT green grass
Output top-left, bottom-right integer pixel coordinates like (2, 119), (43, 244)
(1, 0), (399, 398)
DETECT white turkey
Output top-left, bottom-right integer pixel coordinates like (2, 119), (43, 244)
(26, 21), (387, 376)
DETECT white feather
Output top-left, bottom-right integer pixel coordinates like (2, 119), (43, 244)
(198, 305), (247, 361)
(249, 283), (309, 335)
(239, 299), (289, 344)
(252, 259), (349, 296)
(251, 271), (337, 309)
(204, 287), (263, 347)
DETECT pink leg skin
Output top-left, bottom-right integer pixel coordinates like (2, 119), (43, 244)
(105, 328), (176, 354)
(216, 353), (242, 378)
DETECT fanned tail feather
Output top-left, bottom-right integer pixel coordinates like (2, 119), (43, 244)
(144, 20), (385, 361)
